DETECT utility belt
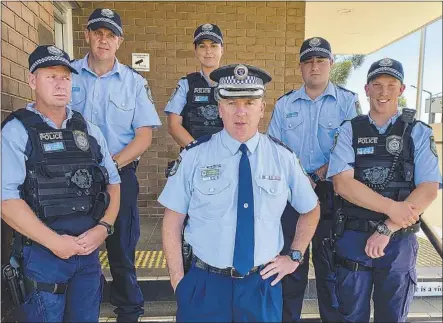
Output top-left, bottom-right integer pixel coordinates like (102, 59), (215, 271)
(192, 255), (263, 279)
(119, 160), (139, 173)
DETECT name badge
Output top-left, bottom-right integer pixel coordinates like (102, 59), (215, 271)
(357, 147), (375, 155)
(43, 142), (65, 152)
(72, 86), (80, 92)
(259, 175), (281, 181)
(200, 164), (221, 181)
(193, 95), (210, 103)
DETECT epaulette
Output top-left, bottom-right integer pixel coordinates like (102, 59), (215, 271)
(125, 64), (143, 77)
(268, 135), (293, 153)
(340, 119), (352, 126)
(185, 134), (212, 150)
(69, 59), (78, 63)
(336, 85), (357, 95)
(415, 120), (432, 129)
(277, 89), (295, 102)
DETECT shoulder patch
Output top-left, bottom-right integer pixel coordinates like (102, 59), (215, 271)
(165, 155), (182, 178)
(277, 89), (295, 102)
(336, 85), (357, 95)
(355, 100), (362, 115)
(185, 134), (212, 150)
(268, 135), (293, 153)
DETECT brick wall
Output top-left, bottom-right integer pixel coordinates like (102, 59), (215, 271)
(71, 1), (306, 217)
(1, 1), (55, 122)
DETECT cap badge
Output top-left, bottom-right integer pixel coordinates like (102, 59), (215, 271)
(101, 9), (114, 18)
(47, 46), (63, 57)
(234, 64), (248, 80)
(201, 23), (213, 31)
(309, 37), (321, 47)
(379, 58), (393, 67)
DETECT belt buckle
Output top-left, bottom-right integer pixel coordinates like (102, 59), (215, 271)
(230, 268), (245, 279)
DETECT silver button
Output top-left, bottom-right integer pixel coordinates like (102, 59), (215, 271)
(270, 188), (275, 193)
(310, 150), (314, 154)
(328, 122), (332, 127)
(244, 203), (248, 208)
(289, 124), (293, 128)
(209, 188), (214, 193)
(122, 103), (125, 107)
(94, 111), (98, 115)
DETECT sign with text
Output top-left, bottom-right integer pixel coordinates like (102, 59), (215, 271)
(132, 53), (150, 72)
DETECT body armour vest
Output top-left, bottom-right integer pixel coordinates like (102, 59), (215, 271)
(181, 72), (223, 139)
(1, 109), (109, 235)
(342, 115), (416, 221)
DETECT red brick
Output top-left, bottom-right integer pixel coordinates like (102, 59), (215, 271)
(38, 5), (50, 26)
(1, 22), (9, 41)
(24, 1), (39, 16)
(10, 61), (26, 82)
(1, 58), (11, 76)
(8, 29), (23, 50)
(14, 16), (29, 37)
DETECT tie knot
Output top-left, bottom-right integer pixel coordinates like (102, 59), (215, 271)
(239, 143), (248, 155)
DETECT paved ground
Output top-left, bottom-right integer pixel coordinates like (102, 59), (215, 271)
(99, 217), (442, 279)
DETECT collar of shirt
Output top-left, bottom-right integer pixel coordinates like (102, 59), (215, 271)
(199, 70), (214, 87)
(292, 81), (337, 103)
(79, 53), (122, 79)
(368, 111), (401, 134)
(220, 129), (260, 156)
(25, 103), (74, 129)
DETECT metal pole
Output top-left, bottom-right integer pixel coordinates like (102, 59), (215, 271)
(415, 28), (427, 120)
(428, 93), (435, 124)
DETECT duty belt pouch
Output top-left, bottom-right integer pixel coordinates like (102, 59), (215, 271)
(333, 209), (347, 240)
(94, 165), (110, 185)
(91, 191), (110, 221)
(182, 239), (193, 274)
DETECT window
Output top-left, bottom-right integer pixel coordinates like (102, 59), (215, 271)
(53, 2), (75, 58)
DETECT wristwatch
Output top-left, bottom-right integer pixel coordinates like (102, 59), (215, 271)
(375, 222), (393, 237)
(97, 221), (114, 236)
(288, 249), (304, 264)
(309, 173), (320, 183)
(113, 160), (120, 171)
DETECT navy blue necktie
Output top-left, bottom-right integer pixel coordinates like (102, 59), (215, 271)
(233, 143), (254, 275)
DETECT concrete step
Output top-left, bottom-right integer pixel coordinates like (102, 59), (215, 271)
(98, 297), (443, 322)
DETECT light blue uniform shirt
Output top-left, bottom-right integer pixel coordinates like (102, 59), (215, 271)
(164, 71), (213, 116)
(70, 54), (162, 155)
(1, 103), (121, 201)
(158, 130), (318, 268)
(326, 111), (442, 188)
(267, 82), (359, 173)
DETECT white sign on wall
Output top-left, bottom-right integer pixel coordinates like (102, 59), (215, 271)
(131, 53), (150, 72)
(414, 281), (442, 297)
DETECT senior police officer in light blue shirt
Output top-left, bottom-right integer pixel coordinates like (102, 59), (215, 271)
(159, 64), (320, 322)
(326, 58), (442, 322)
(70, 8), (162, 322)
(1, 45), (120, 322)
(267, 36), (360, 322)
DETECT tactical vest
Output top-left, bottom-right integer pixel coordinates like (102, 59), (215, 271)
(181, 72), (223, 139)
(342, 115), (416, 221)
(1, 109), (109, 235)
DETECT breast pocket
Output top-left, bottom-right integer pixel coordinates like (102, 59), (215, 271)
(108, 92), (136, 129)
(281, 108), (304, 150)
(191, 178), (232, 218)
(255, 178), (288, 221)
(318, 115), (341, 154)
(70, 90), (86, 112)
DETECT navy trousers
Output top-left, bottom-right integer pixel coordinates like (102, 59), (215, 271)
(280, 203), (342, 322)
(175, 262), (282, 322)
(106, 168), (144, 321)
(18, 244), (102, 322)
(333, 229), (418, 322)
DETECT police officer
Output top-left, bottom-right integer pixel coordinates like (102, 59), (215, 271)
(267, 37), (360, 322)
(165, 23), (224, 147)
(1, 45), (121, 322)
(70, 8), (162, 322)
(327, 58), (442, 322)
(159, 64), (320, 322)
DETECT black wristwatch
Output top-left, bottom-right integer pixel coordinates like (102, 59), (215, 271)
(309, 173), (320, 183)
(97, 221), (114, 236)
(375, 222), (392, 237)
(288, 249), (304, 264)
